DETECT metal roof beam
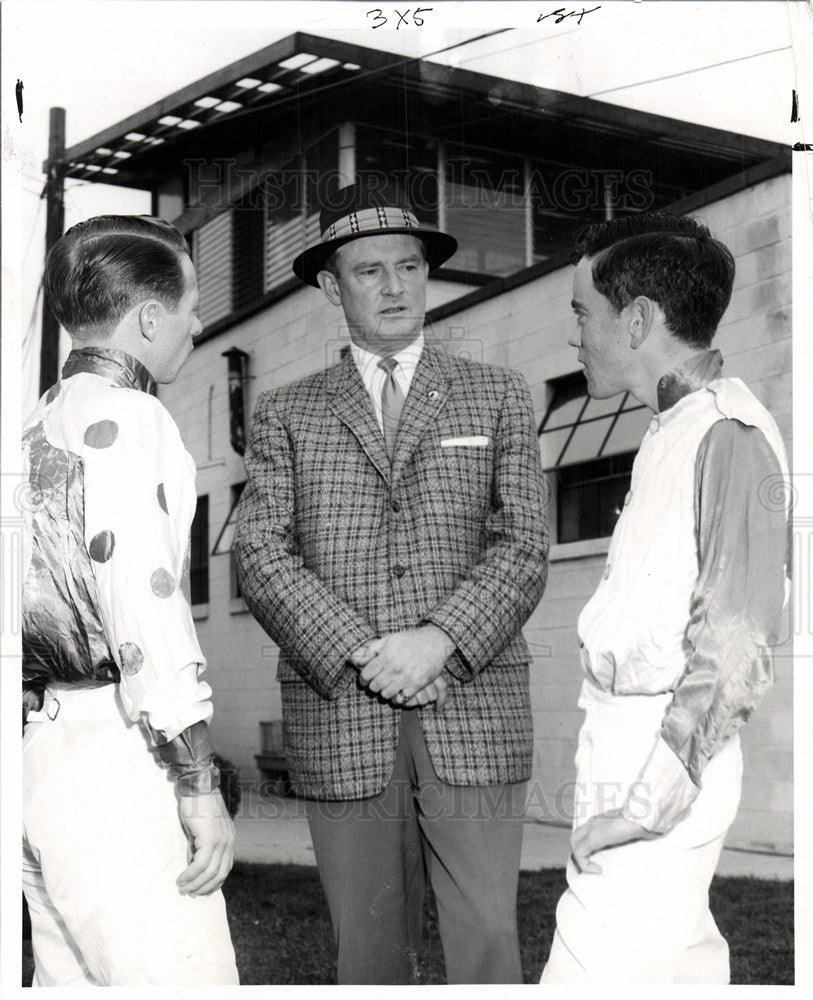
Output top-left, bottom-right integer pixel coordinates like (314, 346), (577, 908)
(53, 34), (303, 169)
(49, 31), (786, 182)
(52, 33), (409, 171)
(416, 61), (783, 162)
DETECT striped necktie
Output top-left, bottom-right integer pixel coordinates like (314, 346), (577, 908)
(378, 356), (405, 461)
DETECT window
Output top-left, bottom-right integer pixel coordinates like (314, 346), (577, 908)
(556, 453), (636, 543)
(190, 131), (337, 332)
(539, 372), (651, 544)
(229, 482), (246, 599)
(355, 124), (439, 227)
(444, 149), (527, 275)
(192, 212), (234, 328)
(356, 126), (528, 276)
(262, 167), (319, 295)
(212, 482), (246, 599)
(233, 193), (266, 311)
(186, 118), (706, 332)
(190, 495), (209, 604)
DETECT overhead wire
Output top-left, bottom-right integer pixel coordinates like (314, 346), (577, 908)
(59, 26), (788, 174)
(439, 26), (585, 66)
(22, 175), (99, 361)
(99, 28), (517, 146)
(440, 33), (790, 121)
(23, 275), (45, 356)
(589, 46), (791, 98)
(23, 196), (46, 266)
(59, 28), (786, 192)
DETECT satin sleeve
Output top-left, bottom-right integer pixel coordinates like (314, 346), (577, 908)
(81, 394), (218, 792)
(621, 418), (788, 834)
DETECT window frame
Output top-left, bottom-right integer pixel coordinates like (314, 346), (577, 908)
(190, 494), (210, 606)
(539, 372), (649, 546)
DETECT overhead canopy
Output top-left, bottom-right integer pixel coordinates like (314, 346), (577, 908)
(53, 32), (785, 191)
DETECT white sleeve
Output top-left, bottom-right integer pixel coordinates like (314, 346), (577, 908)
(81, 395), (212, 741)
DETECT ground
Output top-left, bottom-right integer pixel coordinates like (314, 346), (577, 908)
(23, 862), (791, 985)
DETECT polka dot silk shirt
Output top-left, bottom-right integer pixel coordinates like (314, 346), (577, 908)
(23, 348), (216, 788)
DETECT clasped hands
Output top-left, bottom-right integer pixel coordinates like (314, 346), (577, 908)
(349, 625), (456, 710)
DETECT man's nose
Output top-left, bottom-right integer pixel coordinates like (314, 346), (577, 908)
(381, 267), (404, 295)
(567, 331), (580, 349)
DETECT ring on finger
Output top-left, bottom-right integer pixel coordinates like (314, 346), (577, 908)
(396, 688), (407, 704)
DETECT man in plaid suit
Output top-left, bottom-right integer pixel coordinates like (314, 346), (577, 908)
(234, 179), (549, 984)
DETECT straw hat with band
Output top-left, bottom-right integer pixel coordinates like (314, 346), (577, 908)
(292, 178), (458, 287)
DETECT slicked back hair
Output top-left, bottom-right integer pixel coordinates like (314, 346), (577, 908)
(572, 212), (735, 348)
(44, 215), (190, 340)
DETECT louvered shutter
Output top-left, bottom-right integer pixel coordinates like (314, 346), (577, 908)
(193, 211), (234, 327)
(264, 211), (320, 293)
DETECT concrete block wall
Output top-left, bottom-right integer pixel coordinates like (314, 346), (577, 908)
(160, 173), (792, 853)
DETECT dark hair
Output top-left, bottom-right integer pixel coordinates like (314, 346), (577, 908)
(44, 215), (190, 338)
(572, 212), (735, 348)
(322, 234), (427, 279)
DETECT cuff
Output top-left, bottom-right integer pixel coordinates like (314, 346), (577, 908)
(154, 720), (221, 796)
(440, 650), (470, 682)
(620, 736), (700, 835)
(308, 623), (379, 699)
(422, 614), (474, 681)
(132, 662), (214, 741)
(175, 764), (221, 796)
(23, 686), (45, 728)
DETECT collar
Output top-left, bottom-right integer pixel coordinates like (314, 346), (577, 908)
(656, 349), (723, 413)
(350, 331), (425, 382)
(61, 347), (156, 395)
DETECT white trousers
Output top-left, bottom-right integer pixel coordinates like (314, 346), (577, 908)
(541, 680), (743, 984)
(22, 684), (239, 986)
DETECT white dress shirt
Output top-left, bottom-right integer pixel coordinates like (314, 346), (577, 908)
(349, 332), (425, 433)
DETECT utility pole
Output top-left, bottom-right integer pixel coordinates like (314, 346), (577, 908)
(39, 107), (66, 395)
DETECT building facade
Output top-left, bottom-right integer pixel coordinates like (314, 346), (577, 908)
(52, 33), (792, 853)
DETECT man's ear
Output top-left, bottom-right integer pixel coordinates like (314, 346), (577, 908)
(138, 301), (160, 342)
(317, 270), (342, 306)
(628, 296), (658, 350)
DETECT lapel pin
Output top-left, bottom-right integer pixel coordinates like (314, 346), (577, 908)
(427, 390), (439, 401)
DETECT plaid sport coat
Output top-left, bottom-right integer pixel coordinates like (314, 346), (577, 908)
(234, 343), (549, 799)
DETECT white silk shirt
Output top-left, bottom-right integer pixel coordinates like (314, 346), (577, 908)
(578, 350), (790, 833)
(23, 348), (216, 786)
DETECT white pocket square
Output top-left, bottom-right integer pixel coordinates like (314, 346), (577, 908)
(440, 436), (490, 448)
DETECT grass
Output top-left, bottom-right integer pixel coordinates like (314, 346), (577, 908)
(23, 862), (794, 985)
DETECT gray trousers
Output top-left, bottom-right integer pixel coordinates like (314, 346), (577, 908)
(306, 708), (527, 984)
